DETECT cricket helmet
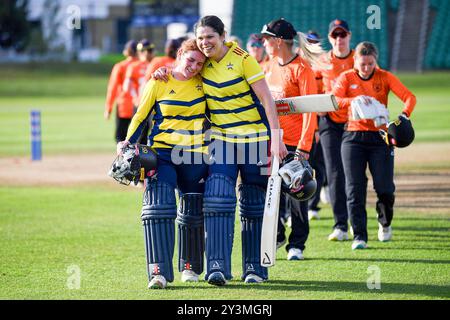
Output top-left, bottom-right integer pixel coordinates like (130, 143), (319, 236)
(280, 153), (317, 202)
(380, 115), (415, 148)
(108, 144), (157, 185)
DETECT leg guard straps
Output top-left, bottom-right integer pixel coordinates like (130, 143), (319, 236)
(176, 193), (204, 275)
(239, 184), (268, 280)
(203, 174), (237, 280)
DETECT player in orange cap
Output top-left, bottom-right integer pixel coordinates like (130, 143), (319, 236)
(104, 40), (138, 142)
(333, 41), (416, 250)
(315, 19), (355, 241)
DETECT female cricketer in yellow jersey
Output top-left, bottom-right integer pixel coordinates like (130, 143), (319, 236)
(194, 16), (287, 286)
(119, 39), (208, 289)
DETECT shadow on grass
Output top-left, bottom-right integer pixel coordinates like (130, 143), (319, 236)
(264, 280), (450, 299)
(394, 217), (450, 222)
(393, 226), (450, 233)
(182, 280), (450, 299)
(397, 234), (450, 240)
(306, 257), (450, 265)
(376, 246), (450, 251)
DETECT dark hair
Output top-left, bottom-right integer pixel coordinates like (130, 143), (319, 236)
(194, 15), (225, 36)
(355, 41), (378, 60)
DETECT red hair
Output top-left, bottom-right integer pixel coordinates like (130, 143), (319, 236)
(176, 38), (203, 60)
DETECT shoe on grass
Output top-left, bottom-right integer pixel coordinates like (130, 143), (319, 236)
(378, 224), (392, 242)
(181, 269), (199, 282)
(287, 248), (304, 260)
(244, 273), (265, 283)
(328, 228), (349, 241)
(351, 240), (368, 250)
(148, 275), (167, 289)
(207, 271), (227, 286)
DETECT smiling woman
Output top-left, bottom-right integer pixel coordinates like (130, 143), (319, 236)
(118, 38), (209, 290)
(188, 15), (289, 287)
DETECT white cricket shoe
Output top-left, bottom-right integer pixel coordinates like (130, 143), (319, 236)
(308, 210), (320, 221)
(328, 228), (349, 241)
(244, 273), (265, 284)
(148, 275), (167, 289)
(287, 248), (304, 260)
(378, 224), (392, 242)
(320, 186), (330, 204)
(351, 240), (368, 250)
(181, 270), (199, 282)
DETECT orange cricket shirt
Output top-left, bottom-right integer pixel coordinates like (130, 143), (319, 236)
(144, 56), (176, 83)
(316, 50), (355, 123)
(333, 68), (416, 132)
(264, 55), (318, 151)
(124, 60), (150, 106)
(105, 56), (138, 119)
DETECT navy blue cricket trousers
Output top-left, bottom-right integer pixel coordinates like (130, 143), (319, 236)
(318, 115), (349, 232)
(341, 131), (395, 242)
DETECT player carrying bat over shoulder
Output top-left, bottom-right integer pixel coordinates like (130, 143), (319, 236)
(332, 41), (416, 250)
(260, 18), (323, 261)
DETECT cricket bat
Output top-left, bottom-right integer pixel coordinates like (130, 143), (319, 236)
(275, 93), (338, 115)
(261, 155), (282, 267)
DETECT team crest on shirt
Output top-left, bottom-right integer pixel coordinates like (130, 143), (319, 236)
(284, 73), (291, 82)
(196, 84), (202, 91)
(227, 62), (234, 70)
(207, 62), (213, 68)
(373, 83), (382, 92)
(350, 84), (359, 89)
(169, 89), (176, 94)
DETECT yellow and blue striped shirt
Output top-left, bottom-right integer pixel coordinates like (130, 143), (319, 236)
(126, 74), (206, 153)
(201, 41), (269, 144)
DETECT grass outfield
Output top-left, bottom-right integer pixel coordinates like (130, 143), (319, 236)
(0, 185), (449, 300)
(0, 64), (449, 300)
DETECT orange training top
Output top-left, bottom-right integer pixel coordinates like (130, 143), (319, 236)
(316, 50), (355, 123)
(124, 60), (150, 107)
(333, 68), (416, 132)
(105, 56), (138, 119)
(264, 55), (318, 151)
(144, 56), (176, 82)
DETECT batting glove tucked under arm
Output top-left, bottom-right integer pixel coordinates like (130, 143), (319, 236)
(279, 159), (304, 187)
(278, 159), (313, 190)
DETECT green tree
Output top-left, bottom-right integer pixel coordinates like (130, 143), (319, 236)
(0, 0), (30, 51)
